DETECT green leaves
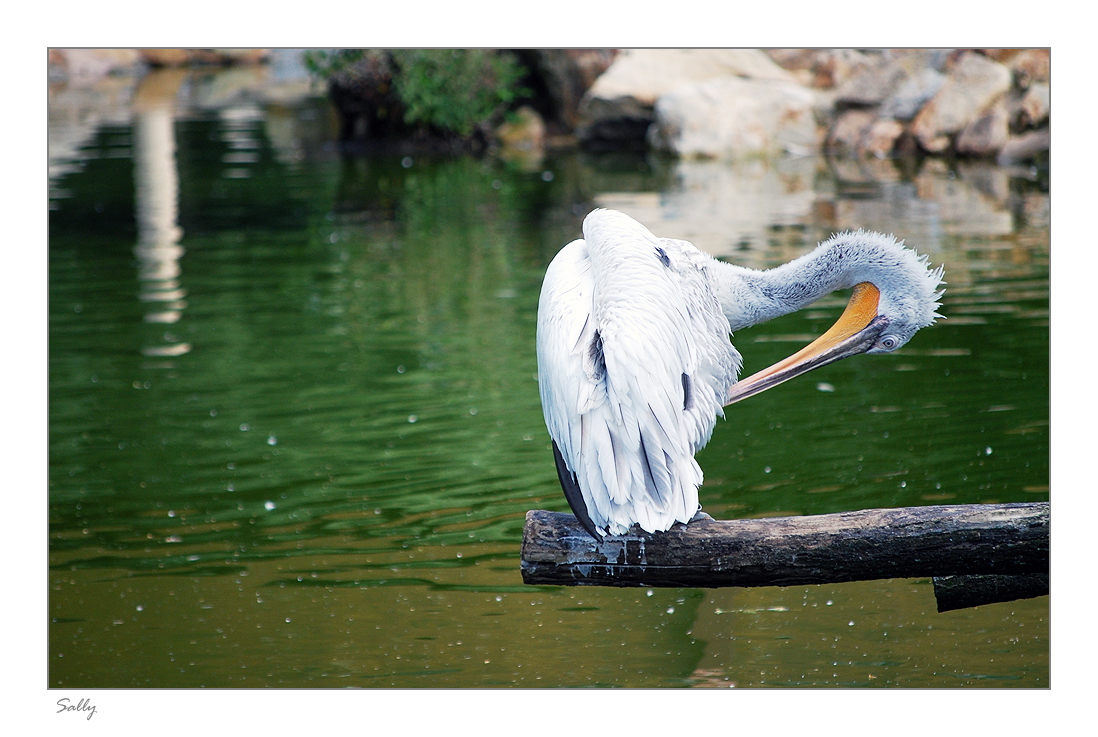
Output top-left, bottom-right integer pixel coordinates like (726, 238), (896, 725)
(389, 49), (524, 137)
(306, 49), (526, 139)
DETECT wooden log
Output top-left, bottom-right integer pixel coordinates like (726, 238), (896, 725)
(521, 502), (1049, 589)
(933, 573), (1049, 612)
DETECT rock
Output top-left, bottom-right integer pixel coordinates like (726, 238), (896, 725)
(211, 49), (270, 64)
(49, 48), (144, 84)
(977, 49), (1026, 64)
(879, 67), (946, 121)
(577, 96), (654, 149)
(996, 127), (1050, 165)
(139, 49), (197, 67)
(834, 50), (950, 108)
(826, 110), (905, 159)
(826, 109), (876, 155)
(589, 48), (798, 103)
(767, 48), (875, 89)
(813, 49), (877, 89)
(327, 52), (404, 141)
(862, 118), (906, 158)
(522, 49), (616, 130)
(578, 49), (798, 147)
(139, 49), (269, 67)
(834, 55), (912, 107)
(955, 99), (1010, 155)
(911, 51), (1012, 153)
(764, 49), (819, 86)
(1008, 49), (1050, 89)
(495, 105), (546, 162)
(1020, 83), (1050, 128)
(648, 76), (820, 159)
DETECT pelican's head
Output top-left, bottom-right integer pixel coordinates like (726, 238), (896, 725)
(726, 230), (944, 405)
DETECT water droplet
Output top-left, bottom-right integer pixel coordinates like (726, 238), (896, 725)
(408, 415), (418, 423)
(541, 170), (554, 182)
(402, 156), (413, 168)
(826, 600), (833, 606)
(764, 466), (771, 474)
(264, 501), (276, 511)
(240, 423), (250, 432)
(667, 607), (675, 614)
(267, 434), (277, 446)
(397, 365), (406, 374)
(985, 446), (993, 455)
(816, 382), (835, 393)
(646, 590), (654, 597)
(848, 620), (855, 626)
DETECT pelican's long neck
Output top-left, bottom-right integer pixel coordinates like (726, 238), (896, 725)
(707, 231), (928, 332)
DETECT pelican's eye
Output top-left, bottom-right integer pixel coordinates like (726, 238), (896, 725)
(876, 334), (901, 352)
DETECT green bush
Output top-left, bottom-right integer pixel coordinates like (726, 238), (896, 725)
(306, 49), (525, 139)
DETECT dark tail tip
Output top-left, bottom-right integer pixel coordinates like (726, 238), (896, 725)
(551, 440), (602, 540)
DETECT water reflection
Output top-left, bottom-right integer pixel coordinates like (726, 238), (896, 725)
(48, 64), (1048, 689)
(596, 156), (819, 262)
(132, 71), (189, 361)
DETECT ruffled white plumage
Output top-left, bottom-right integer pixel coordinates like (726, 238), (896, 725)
(537, 210), (943, 538)
(536, 210), (740, 535)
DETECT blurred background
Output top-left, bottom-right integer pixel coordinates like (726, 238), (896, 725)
(48, 48), (1048, 688)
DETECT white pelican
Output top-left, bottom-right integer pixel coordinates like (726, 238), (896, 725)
(536, 209), (944, 539)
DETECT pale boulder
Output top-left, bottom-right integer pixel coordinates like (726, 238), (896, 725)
(826, 109), (876, 155)
(911, 51), (1012, 153)
(955, 99), (1011, 155)
(578, 49), (799, 145)
(826, 110), (905, 159)
(648, 76), (821, 159)
(1020, 83), (1050, 128)
(862, 118), (906, 158)
(997, 128), (1050, 165)
(879, 67), (946, 122)
(588, 48), (798, 104)
(1008, 49), (1050, 88)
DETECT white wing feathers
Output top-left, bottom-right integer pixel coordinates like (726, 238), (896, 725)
(536, 209), (740, 535)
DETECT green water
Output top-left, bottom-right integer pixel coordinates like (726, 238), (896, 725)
(49, 75), (1048, 688)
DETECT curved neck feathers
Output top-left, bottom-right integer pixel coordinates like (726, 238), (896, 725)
(708, 236), (895, 332)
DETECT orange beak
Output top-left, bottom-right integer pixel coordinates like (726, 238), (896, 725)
(725, 282), (889, 406)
